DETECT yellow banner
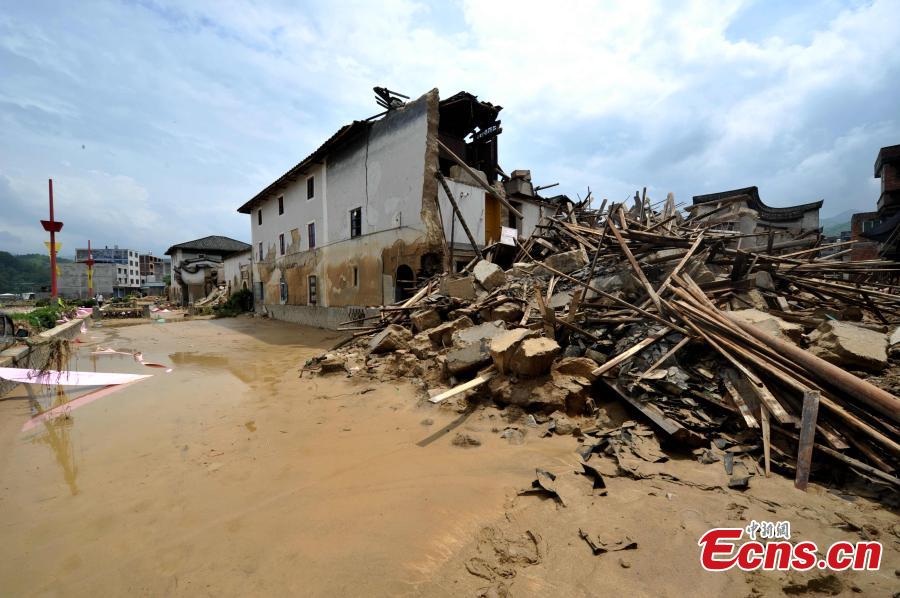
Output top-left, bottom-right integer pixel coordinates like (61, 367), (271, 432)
(44, 241), (62, 252)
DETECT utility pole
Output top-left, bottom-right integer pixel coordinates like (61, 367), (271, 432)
(41, 179), (63, 299)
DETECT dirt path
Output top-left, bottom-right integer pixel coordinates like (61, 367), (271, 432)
(0, 317), (896, 596)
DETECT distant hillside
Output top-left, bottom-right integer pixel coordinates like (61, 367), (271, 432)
(0, 252), (72, 293)
(821, 209), (854, 237)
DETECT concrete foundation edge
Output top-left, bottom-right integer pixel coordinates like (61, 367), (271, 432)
(258, 304), (381, 330)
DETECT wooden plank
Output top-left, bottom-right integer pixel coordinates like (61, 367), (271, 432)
(534, 257), (689, 335)
(592, 327), (671, 377)
(428, 370), (496, 403)
(813, 443), (899, 487)
(607, 215), (663, 313)
(534, 285), (556, 340)
(794, 390), (820, 491)
(722, 378), (759, 429)
(636, 336), (690, 381)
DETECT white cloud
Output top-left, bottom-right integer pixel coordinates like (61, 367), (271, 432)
(1, 0), (899, 254)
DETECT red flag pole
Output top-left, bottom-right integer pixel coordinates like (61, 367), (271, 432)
(86, 239), (95, 298)
(41, 178), (64, 299)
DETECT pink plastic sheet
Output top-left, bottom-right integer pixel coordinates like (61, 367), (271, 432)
(21, 380), (148, 432)
(0, 367), (151, 386)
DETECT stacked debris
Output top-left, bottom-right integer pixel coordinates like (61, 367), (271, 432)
(312, 193), (900, 497)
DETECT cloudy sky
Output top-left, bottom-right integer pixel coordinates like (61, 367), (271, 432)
(2, 0), (899, 257)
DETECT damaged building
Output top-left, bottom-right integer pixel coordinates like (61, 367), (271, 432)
(856, 144), (900, 261)
(165, 236), (251, 306)
(238, 88), (553, 328)
(689, 186), (822, 251)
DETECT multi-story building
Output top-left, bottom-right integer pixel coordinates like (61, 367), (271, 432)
(856, 144), (900, 260)
(237, 88), (549, 328)
(138, 254), (170, 296)
(74, 246), (141, 296)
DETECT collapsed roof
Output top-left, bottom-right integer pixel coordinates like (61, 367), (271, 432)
(692, 186), (823, 222)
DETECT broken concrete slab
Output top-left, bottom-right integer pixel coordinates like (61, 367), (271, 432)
(446, 343), (492, 375)
(890, 326), (900, 358)
(317, 353), (345, 373)
(552, 357), (599, 383)
(808, 321), (888, 373)
(427, 316), (474, 347)
(473, 260), (507, 291)
(727, 308), (803, 344)
(754, 270), (776, 291)
(368, 324), (412, 354)
(890, 325), (900, 347)
(508, 262), (537, 277)
(410, 308), (442, 332)
(490, 328), (538, 374)
(488, 375), (567, 412)
(452, 320), (507, 349)
(550, 413), (577, 435)
(440, 276), (476, 300)
(586, 272), (640, 299)
(535, 248), (588, 276)
(490, 302), (523, 324)
(510, 337), (562, 377)
(733, 289), (768, 311)
(548, 290), (574, 310)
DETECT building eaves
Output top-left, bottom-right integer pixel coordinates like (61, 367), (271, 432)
(164, 235), (251, 256)
(692, 186), (823, 222)
(875, 144), (900, 178)
(237, 121), (369, 214)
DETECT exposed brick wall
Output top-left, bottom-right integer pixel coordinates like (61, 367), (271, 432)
(882, 163), (900, 193)
(851, 242), (881, 262)
(850, 211), (879, 237)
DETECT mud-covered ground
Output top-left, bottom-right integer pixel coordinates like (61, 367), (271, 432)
(0, 317), (896, 596)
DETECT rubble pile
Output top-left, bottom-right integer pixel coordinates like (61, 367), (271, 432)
(311, 194), (900, 496)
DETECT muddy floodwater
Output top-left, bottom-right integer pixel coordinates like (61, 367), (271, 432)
(0, 318), (577, 596)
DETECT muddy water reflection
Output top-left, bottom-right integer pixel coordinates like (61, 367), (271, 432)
(0, 318), (578, 596)
(32, 414), (79, 495)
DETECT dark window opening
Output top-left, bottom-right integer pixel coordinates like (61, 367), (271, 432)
(352, 266), (359, 287)
(257, 209), (262, 225)
(308, 275), (317, 305)
(278, 196), (284, 215)
(350, 207), (362, 238)
(279, 233), (285, 255)
(308, 222), (316, 249)
(307, 176), (314, 200)
(280, 274), (288, 303)
(394, 264), (415, 302)
(258, 242), (263, 261)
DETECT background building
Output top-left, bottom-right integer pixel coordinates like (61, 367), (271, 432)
(74, 246), (141, 296)
(165, 236), (251, 305)
(57, 262), (116, 299)
(690, 186), (822, 252)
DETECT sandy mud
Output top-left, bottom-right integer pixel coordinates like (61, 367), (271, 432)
(0, 318), (897, 596)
